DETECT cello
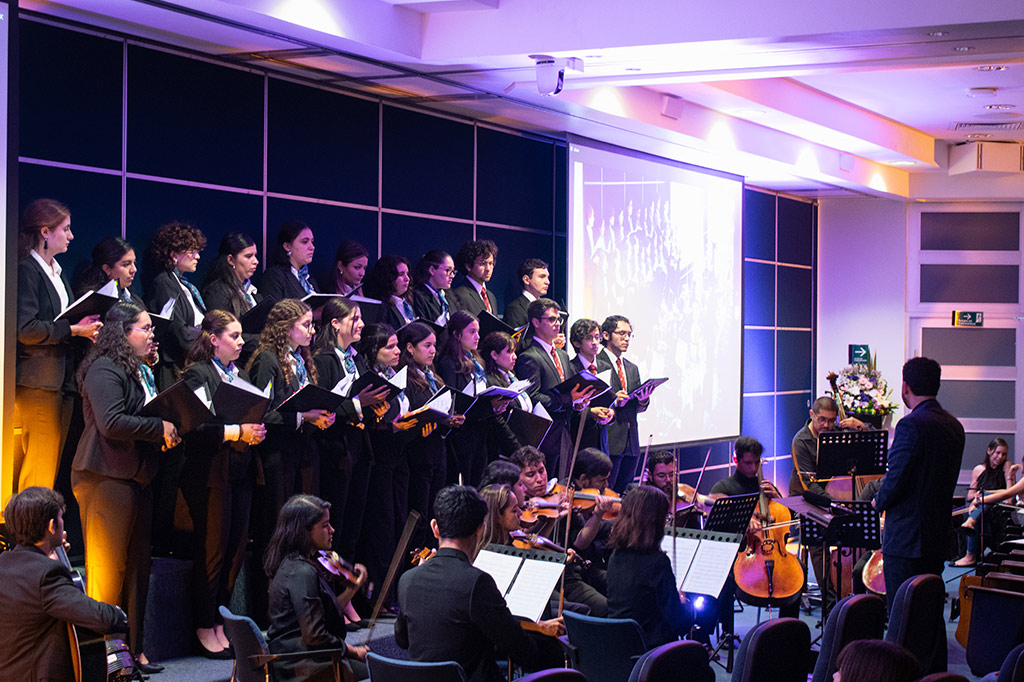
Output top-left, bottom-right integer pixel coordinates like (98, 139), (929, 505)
(733, 463), (805, 607)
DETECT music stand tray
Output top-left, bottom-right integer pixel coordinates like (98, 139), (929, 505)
(705, 493), (760, 534)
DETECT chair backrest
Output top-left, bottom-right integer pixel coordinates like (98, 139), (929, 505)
(218, 605), (270, 682)
(965, 587), (1024, 677)
(365, 652), (467, 682)
(998, 642), (1024, 682)
(915, 674), (969, 682)
(811, 593), (886, 682)
(516, 669), (589, 682)
(563, 611), (648, 682)
(731, 617), (811, 682)
(885, 574), (947, 675)
(628, 640), (713, 682)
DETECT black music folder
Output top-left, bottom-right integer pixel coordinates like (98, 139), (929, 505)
(275, 384), (348, 414)
(347, 366), (407, 402)
(240, 298), (275, 335)
(395, 388), (451, 430)
(56, 280), (119, 322)
(141, 380), (214, 433)
(552, 370), (612, 403)
(507, 405), (553, 449)
(212, 377), (273, 425)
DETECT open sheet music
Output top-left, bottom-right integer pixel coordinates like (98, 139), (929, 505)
(473, 545), (566, 623)
(660, 528), (742, 598)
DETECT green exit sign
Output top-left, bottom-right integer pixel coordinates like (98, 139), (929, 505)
(952, 311), (984, 327)
(849, 344), (870, 365)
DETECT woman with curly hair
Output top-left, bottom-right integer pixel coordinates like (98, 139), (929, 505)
(181, 310), (266, 657)
(260, 220), (320, 304)
(364, 254), (414, 330)
(71, 302), (179, 674)
(247, 299), (336, 550)
(15, 198), (103, 492)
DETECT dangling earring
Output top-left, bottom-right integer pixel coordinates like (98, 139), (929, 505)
(43, 238), (48, 252)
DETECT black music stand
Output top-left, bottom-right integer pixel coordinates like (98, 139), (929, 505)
(817, 429), (887, 480)
(705, 493), (760, 534)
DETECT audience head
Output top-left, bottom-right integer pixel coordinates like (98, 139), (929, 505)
(983, 437), (1009, 469)
(834, 640), (918, 682)
(573, 447), (613, 490)
(432, 485), (488, 543)
(601, 315), (632, 355)
(902, 357), (941, 399)
(518, 258), (550, 298)
(414, 249), (456, 291)
(527, 298), (562, 343)
(4, 486), (65, 547)
(334, 239), (369, 293)
(365, 254), (412, 301)
(456, 240), (497, 284)
(206, 232), (259, 290)
(148, 221), (206, 274)
(314, 297), (362, 354)
(263, 494), (332, 578)
(609, 485), (669, 552)
(733, 436), (764, 478)
(358, 323), (399, 371)
(570, 318), (602, 361)
(272, 220), (315, 269)
(481, 331), (516, 376)
(187, 309), (242, 366)
(89, 236), (136, 290)
(19, 198), (71, 259)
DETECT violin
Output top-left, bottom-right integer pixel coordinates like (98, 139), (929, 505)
(520, 496), (564, 524)
(409, 547), (436, 566)
(570, 488), (622, 520)
(510, 530), (567, 552)
(316, 550), (362, 589)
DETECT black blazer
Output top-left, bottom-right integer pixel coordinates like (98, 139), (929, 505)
(569, 355), (610, 454)
(875, 398), (965, 560)
(515, 342), (573, 465)
(600, 351), (649, 458)
(607, 548), (692, 649)
(16, 256), (75, 392)
(146, 270), (203, 389)
(449, 281), (497, 318)
(380, 299), (413, 333)
(181, 361), (257, 488)
(259, 265), (320, 305)
(411, 284), (447, 324)
(0, 545), (128, 682)
(396, 548), (539, 682)
(502, 294), (530, 329)
(313, 349), (372, 468)
(72, 357), (164, 486)
(246, 349), (302, 433)
(202, 278), (262, 319)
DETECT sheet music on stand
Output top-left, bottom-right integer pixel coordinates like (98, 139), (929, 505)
(704, 493), (760, 534)
(473, 544), (566, 623)
(660, 527), (743, 599)
(817, 429), (887, 479)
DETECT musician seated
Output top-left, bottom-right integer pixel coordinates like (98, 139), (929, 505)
(264, 495), (369, 682)
(953, 438), (1021, 567)
(0, 487), (129, 682)
(478, 459), (529, 510)
(643, 450), (703, 528)
(606, 485), (693, 648)
(510, 446), (570, 530)
(709, 437), (780, 528)
(396, 485), (562, 682)
(956, 465), (1024, 567)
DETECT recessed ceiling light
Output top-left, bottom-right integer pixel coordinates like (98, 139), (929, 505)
(953, 46), (975, 52)
(889, 160), (917, 166)
(966, 133), (992, 139)
(968, 87), (998, 98)
(985, 103), (1017, 110)
(974, 65), (1007, 72)
(624, 67), (642, 72)
(928, 30), (950, 37)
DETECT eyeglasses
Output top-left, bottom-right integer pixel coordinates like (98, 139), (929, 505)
(583, 334), (602, 343)
(431, 264), (456, 275)
(612, 330), (633, 338)
(540, 316), (562, 325)
(130, 325), (154, 334)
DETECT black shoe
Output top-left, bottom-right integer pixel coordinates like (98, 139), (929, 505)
(136, 661), (165, 674)
(346, 622), (362, 632)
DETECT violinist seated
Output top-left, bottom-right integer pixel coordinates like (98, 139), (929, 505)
(511, 446), (571, 534)
(644, 450), (707, 528)
(397, 486), (563, 682)
(265, 495), (369, 682)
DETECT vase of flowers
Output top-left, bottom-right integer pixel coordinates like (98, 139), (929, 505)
(830, 361), (899, 429)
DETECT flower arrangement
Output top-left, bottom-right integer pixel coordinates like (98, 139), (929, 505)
(832, 364), (899, 416)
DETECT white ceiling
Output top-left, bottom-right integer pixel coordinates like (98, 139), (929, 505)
(21, 0), (1024, 199)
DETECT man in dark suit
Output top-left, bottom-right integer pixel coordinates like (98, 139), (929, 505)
(503, 258), (550, 329)
(599, 315), (654, 491)
(396, 485), (561, 682)
(0, 487), (129, 682)
(874, 357), (965, 616)
(515, 299), (592, 480)
(449, 240), (498, 317)
(568, 318), (614, 456)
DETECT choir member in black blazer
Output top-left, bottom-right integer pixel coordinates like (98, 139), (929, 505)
(76, 236), (144, 306)
(259, 220), (321, 303)
(311, 300), (388, 563)
(202, 232), (263, 364)
(514, 298), (591, 480)
(181, 310), (267, 658)
(437, 311), (493, 487)
(411, 249), (455, 325)
(0, 487), (130, 682)
(364, 254), (415, 330)
(449, 240), (498, 317)
(568, 318), (615, 457)
(502, 258), (550, 329)
(606, 485), (693, 648)
(599, 315), (653, 492)
(14, 199), (102, 493)
(331, 239), (369, 296)
(480, 332), (529, 459)
(71, 302), (180, 669)
(264, 495), (370, 681)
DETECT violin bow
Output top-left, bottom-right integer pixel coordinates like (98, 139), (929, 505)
(366, 510), (422, 639)
(557, 486), (575, 617)
(637, 434), (653, 485)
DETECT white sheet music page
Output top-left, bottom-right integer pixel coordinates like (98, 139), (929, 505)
(472, 549), (522, 597)
(660, 536), (700, 590)
(680, 540), (741, 597)
(503, 557), (565, 623)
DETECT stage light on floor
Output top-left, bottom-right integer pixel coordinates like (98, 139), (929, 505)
(693, 596), (706, 611)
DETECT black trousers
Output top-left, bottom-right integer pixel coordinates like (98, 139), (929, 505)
(358, 434), (409, 598)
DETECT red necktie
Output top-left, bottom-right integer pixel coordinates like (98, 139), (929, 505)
(616, 358), (627, 390)
(588, 364), (597, 373)
(551, 347), (565, 381)
(480, 285), (492, 314)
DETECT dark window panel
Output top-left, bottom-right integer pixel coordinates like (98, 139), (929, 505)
(380, 213), (474, 277)
(476, 226), (555, 315)
(20, 22), (122, 169)
(777, 197), (813, 266)
(266, 198), (379, 291)
(554, 144), (567, 235)
(922, 327), (1015, 367)
(963, 433), (1015, 466)
(776, 330), (812, 393)
(743, 189), (776, 261)
(777, 391), (812, 461)
(477, 128), (554, 230)
(127, 46), (263, 189)
(742, 394), (775, 459)
(744, 261), (775, 327)
(777, 265), (812, 329)
(920, 264), (1019, 303)
(267, 79), (378, 205)
(743, 328), (775, 394)
(921, 212), (1020, 251)
(381, 106), (473, 219)
(940, 380), (1014, 420)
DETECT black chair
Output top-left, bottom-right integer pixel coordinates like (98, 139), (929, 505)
(965, 587), (1024, 677)
(915, 674), (968, 682)
(563, 611), (647, 682)
(731, 617), (810, 682)
(885, 574), (947, 675)
(994, 642), (1024, 682)
(365, 651), (467, 682)
(628, 640), (713, 682)
(811, 593), (886, 682)
(516, 669), (588, 682)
